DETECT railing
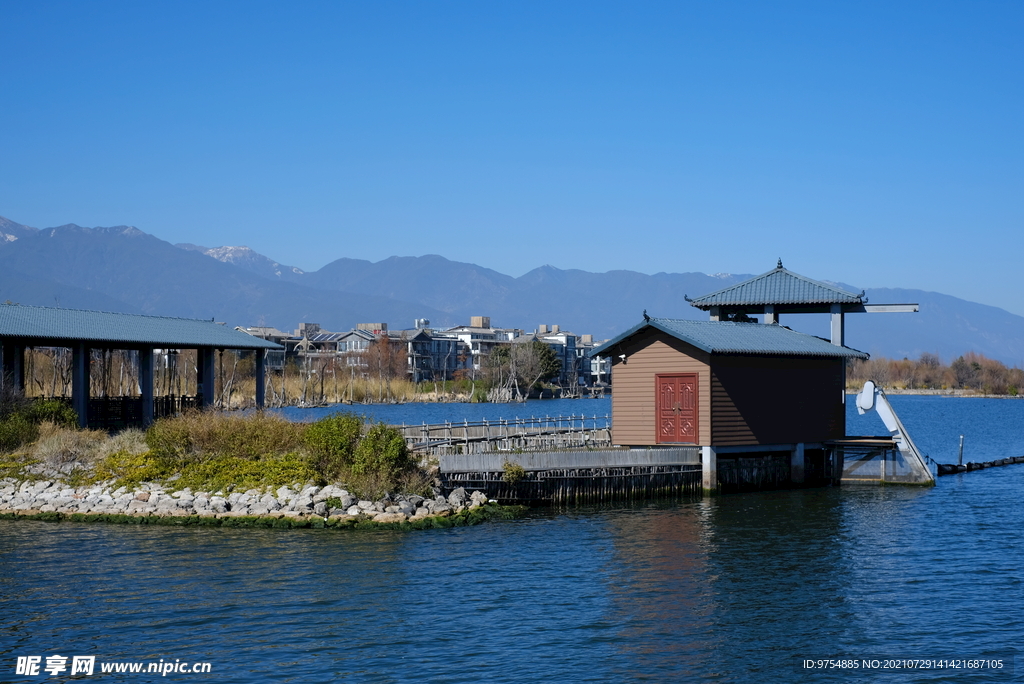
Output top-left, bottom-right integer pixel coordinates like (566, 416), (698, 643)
(80, 395), (199, 430)
(396, 414), (611, 455)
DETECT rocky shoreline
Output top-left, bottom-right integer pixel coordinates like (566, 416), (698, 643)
(0, 478), (509, 530)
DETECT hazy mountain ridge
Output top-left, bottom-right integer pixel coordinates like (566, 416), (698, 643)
(0, 220), (451, 330)
(175, 243), (306, 281)
(2, 215), (1023, 366)
(0, 216), (38, 243)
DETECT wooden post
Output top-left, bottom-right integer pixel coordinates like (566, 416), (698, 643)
(1, 342), (25, 392)
(197, 348), (216, 408)
(140, 347), (154, 427)
(255, 350), (266, 409)
(72, 343), (90, 428)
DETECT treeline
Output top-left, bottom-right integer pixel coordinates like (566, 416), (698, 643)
(847, 352), (1024, 395)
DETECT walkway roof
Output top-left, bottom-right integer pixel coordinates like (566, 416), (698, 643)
(0, 304), (281, 350)
(591, 318), (869, 359)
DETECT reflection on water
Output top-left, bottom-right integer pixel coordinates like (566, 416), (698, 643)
(603, 502), (718, 680)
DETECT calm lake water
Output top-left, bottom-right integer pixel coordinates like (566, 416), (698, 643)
(2, 396), (1022, 682)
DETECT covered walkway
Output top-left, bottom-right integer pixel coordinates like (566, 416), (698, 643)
(0, 304), (282, 428)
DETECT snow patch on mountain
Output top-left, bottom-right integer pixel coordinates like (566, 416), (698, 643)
(182, 244), (305, 278)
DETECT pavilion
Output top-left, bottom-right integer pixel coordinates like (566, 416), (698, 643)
(686, 259), (919, 345)
(0, 304), (281, 428)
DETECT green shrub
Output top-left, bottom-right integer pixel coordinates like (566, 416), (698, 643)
(0, 414), (39, 453)
(342, 423), (414, 498)
(26, 400), (78, 428)
(303, 412), (362, 482)
(144, 417), (194, 461)
(502, 459), (525, 483)
(352, 423), (411, 480)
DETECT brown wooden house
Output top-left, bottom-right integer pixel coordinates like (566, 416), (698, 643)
(591, 318), (868, 491)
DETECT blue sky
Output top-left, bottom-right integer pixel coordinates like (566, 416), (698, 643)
(2, 1), (1022, 313)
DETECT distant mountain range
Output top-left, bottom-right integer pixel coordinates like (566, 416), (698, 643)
(2, 215), (1024, 366)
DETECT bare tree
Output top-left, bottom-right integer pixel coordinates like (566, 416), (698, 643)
(362, 335), (407, 402)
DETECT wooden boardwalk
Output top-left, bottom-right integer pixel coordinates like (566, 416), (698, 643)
(396, 414), (611, 455)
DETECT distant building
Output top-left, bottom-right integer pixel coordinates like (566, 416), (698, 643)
(241, 316), (608, 388)
(576, 333), (611, 387)
(235, 326), (300, 370)
(387, 327), (463, 382)
(443, 316), (522, 374)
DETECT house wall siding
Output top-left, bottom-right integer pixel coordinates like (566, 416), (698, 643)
(610, 331), (711, 446)
(710, 356), (845, 446)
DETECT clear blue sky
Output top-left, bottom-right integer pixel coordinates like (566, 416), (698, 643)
(2, 1), (1022, 313)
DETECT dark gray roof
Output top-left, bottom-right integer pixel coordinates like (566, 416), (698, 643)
(310, 332), (347, 342)
(591, 318), (869, 359)
(688, 261), (863, 308)
(0, 304), (281, 350)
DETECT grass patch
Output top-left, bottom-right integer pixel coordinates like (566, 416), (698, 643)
(171, 453), (315, 492)
(91, 450), (176, 489)
(2, 407), (428, 499)
(89, 449), (316, 492)
(0, 453), (40, 481)
(145, 411), (306, 463)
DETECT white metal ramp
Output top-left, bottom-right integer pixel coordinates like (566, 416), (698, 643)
(828, 381), (935, 486)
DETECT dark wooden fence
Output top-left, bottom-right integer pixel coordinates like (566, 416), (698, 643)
(441, 464), (703, 504)
(438, 445), (702, 504)
(82, 395), (198, 430)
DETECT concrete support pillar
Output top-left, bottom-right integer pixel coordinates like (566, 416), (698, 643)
(1, 342), (26, 392)
(255, 351), (266, 409)
(72, 343), (90, 428)
(764, 305), (777, 325)
(702, 445), (718, 494)
(830, 305), (845, 345)
(833, 304), (848, 405)
(791, 442), (805, 485)
(139, 347), (154, 427)
(197, 348), (216, 408)
(832, 446), (845, 484)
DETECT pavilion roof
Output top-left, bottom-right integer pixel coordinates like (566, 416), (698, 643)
(688, 260), (863, 309)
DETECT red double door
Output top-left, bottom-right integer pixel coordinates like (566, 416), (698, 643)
(656, 373), (698, 444)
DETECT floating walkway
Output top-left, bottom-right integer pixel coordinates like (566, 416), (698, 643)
(937, 456), (1024, 475)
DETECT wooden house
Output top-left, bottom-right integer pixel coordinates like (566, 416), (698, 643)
(592, 318), (868, 491)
